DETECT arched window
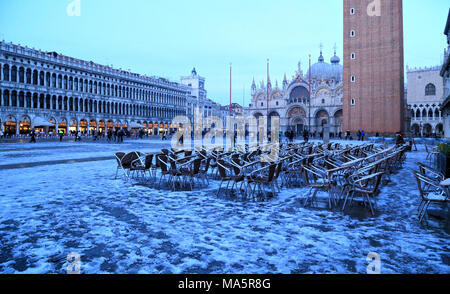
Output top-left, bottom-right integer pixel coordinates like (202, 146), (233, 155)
(3, 64), (10, 81)
(32, 70), (38, 85)
(11, 66), (17, 82)
(425, 83), (436, 96)
(26, 69), (32, 84)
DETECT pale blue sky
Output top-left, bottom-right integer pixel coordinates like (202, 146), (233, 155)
(0, 0), (448, 105)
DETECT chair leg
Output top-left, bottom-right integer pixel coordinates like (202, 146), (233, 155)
(418, 201), (430, 222)
(270, 183), (276, 197)
(304, 188), (313, 207)
(158, 174), (163, 188)
(216, 181), (223, 197)
(328, 189), (333, 209)
(365, 193), (375, 216)
(342, 190), (354, 212)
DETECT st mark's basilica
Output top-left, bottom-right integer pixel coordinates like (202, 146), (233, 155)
(245, 47), (344, 136)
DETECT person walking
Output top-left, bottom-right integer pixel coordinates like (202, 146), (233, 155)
(30, 129), (36, 143)
(58, 129), (64, 142)
(357, 130), (361, 141)
(395, 132), (405, 146)
(77, 130), (82, 142)
(361, 130), (365, 141)
(289, 130), (294, 143)
(0, 129), (3, 139)
(119, 129), (124, 143)
(303, 129), (309, 143)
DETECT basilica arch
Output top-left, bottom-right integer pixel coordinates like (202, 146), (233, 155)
(287, 106), (307, 135)
(288, 84), (310, 104)
(333, 109), (343, 134)
(315, 109), (330, 133)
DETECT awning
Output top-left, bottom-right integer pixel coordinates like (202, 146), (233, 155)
(32, 117), (54, 127)
(129, 122), (145, 129)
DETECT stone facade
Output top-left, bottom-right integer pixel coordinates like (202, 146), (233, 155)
(181, 68), (223, 124)
(0, 41), (189, 136)
(343, 0), (405, 135)
(441, 9), (450, 139)
(245, 51), (343, 136)
(407, 66), (445, 137)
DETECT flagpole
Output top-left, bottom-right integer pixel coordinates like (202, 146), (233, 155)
(229, 62), (232, 116)
(308, 54), (311, 132)
(267, 59), (269, 116)
(243, 86), (245, 109)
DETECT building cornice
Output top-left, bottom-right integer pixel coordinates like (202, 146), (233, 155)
(0, 41), (190, 93)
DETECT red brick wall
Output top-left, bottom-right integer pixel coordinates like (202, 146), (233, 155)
(343, 0), (405, 134)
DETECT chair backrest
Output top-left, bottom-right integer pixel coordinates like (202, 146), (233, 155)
(231, 156), (242, 175)
(217, 160), (230, 179)
(158, 154), (169, 172)
(370, 172), (384, 194)
(417, 162), (444, 181)
(169, 158), (178, 171)
(274, 161), (283, 179)
(414, 171), (436, 200)
(121, 152), (140, 169)
(115, 152), (126, 166)
(145, 154), (154, 169)
(202, 157), (212, 173)
(192, 158), (202, 174)
(266, 164), (277, 182)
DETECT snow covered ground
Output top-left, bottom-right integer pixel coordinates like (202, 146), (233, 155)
(0, 139), (448, 274)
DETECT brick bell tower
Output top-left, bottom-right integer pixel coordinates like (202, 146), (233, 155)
(343, 0), (405, 135)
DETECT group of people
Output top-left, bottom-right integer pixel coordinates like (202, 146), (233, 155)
(107, 129), (126, 143)
(344, 130), (365, 141)
(0, 129), (15, 139)
(284, 130), (295, 143)
(356, 130), (366, 141)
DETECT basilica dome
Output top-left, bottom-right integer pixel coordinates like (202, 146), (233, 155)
(330, 52), (343, 81)
(306, 51), (342, 82)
